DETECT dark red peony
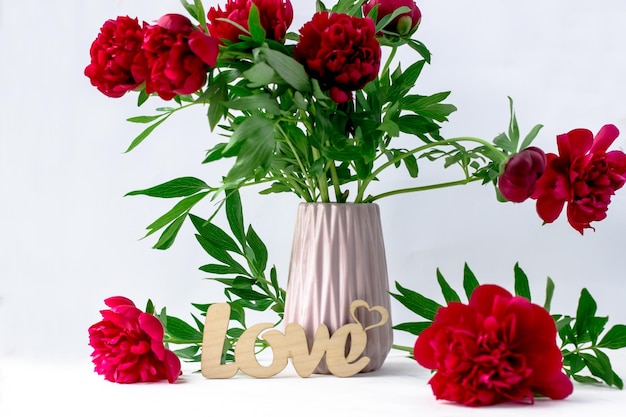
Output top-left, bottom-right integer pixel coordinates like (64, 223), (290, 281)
(134, 14), (218, 100)
(498, 146), (547, 203)
(294, 12), (381, 104)
(85, 16), (146, 98)
(207, 0), (293, 44)
(414, 285), (572, 406)
(88, 296), (181, 384)
(531, 124), (626, 234)
(363, 0), (422, 36)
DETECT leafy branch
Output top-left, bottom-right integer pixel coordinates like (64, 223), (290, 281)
(144, 189), (285, 364)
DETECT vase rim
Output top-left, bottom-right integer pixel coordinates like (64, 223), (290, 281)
(298, 202), (378, 206)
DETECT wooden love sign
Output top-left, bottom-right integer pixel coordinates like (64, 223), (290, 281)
(201, 300), (389, 378)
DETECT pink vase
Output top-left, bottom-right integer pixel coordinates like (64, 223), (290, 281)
(283, 203), (393, 374)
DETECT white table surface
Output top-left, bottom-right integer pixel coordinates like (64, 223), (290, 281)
(2, 350), (625, 416)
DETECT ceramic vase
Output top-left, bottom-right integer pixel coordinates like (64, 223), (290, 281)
(283, 203), (393, 373)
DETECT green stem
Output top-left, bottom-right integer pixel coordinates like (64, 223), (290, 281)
(382, 46), (398, 78)
(163, 336), (202, 345)
(365, 177), (483, 203)
(328, 162), (344, 202)
(355, 136), (507, 202)
(392, 344), (414, 354)
(312, 147), (330, 202)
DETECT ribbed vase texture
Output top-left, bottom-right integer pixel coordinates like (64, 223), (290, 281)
(283, 203), (393, 373)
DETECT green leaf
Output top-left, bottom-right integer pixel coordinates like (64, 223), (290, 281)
(225, 189), (246, 245)
(374, 6), (410, 32)
(260, 46), (311, 92)
(402, 154), (419, 178)
(145, 299), (155, 315)
(189, 214), (241, 254)
(436, 268), (461, 303)
(243, 62), (279, 88)
(544, 276), (555, 312)
(195, 234), (248, 275)
(599, 324), (626, 349)
(126, 115), (164, 124)
(225, 116), (276, 183)
(194, 0), (207, 31)
(392, 321), (432, 336)
(126, 177), (210, 198)
(493, 132), (514, 154)
(396, 115), (439, 136)
(564, 352), (585, 374)
(137, 89), (149, 106)
(206, 74), (228, 130)
(152, 214), (186, 250)
(513, 262), (531, 301)
(462, 263), (480, 300)
(228, 302), (246, 326)
(224, 94), (281, 115)
(247, 4), (266, 43)
(507, 96), (520, 151)
(227, 287), (270, 301)
(166, 315), (203, 342)
(391, 281), (442, 321)
(144, 191), (209, 238)
(388, 61), (425, 101)
(582, 351), (615, 387)
(173, 345), (200, 360)
(179, 0), (199, 21)
(520, 124), (544, 150)
(124, 114), (171, 153)
(407, 39), (431, 63)
(200, 264), (245, 275)
(613, 371), (624, 390)
(572, 374), (602, 385)
(575, 288), (598, 339)
(587, 316), (609, 345)
(246, 225), (268, 273)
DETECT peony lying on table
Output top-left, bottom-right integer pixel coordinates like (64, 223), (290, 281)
(392, 263), (626, 406)
(414, 284), (573, 406)
(88, 297), (182, 383)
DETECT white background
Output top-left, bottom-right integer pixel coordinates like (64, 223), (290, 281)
(1, 0), (626, 364)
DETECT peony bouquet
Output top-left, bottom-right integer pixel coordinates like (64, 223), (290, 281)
(84, 0), (626, 405)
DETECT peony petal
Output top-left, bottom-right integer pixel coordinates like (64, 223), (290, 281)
(531, 371), (573, 400)
(163, 349), (182, 383)
(329, 86), (351, 104)
(559, 128), (593, 161)
(413, 325), (440, 369)
(535, 195), (565, 224)
(157, 14), (192, 32)
(189, 32), (219, 67)
(138, 313), (165, 359)
(468, 285), (512, 316)
(104, 296), (135, 308)
(591, 124), (620, 153)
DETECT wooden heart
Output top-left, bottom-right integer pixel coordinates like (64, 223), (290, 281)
(349, 300), (389, 332)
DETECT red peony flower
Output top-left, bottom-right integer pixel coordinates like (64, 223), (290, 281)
(414, 285), (572, 406)
(84, 16), (146, 98)
(134, 14), (218, 101)
(363, 0), (422, 36)
(88, 296), (181, 383)
(531, 124), (626, 234)
(294, 12), (381, 104)
(206, 0), (293, 44)
(498, 146), (547, 203)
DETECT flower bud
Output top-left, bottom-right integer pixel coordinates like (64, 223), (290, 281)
(498, 147), (547, 203)
(363, 0), (422, 37)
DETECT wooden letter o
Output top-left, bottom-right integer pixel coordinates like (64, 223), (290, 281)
(234, 323), (289, 378)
